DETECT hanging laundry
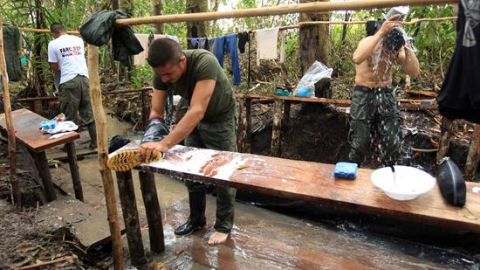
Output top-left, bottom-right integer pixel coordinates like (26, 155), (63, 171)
(134, 34), (179, 66)
(437, 1), (480, 124)
(3, 25), (22, 81)
(207, 38), (216, 53)
(237, 32), (250, 53)
(214, 34), (241, 85)
(255, 27), (279, 65)
(80, 10), (143, 67)
(190, 38), (199, 48)
(197, 37), (209, 50)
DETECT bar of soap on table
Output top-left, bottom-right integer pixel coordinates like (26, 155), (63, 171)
(334, 162), (358, 180)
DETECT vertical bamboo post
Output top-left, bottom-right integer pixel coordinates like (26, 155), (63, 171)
(115, 171), (147, 266)
(283, 101), (291, 127)
(245, 98), (252, 153)
(138, 171), (165, 253)
(271, 99), (283, 157)
(87, 44), (124, 269)
(465, 124), (480, 181)
(237, 96), (246, 153)
(437, 117), (453, 161)
(0, 19), (21, 207)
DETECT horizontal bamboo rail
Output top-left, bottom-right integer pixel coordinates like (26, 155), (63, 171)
(20, 27), (80, 35)
(235, 94), (437, 110)
(279, 16), (456, 30)
(116, 0), (456, 26)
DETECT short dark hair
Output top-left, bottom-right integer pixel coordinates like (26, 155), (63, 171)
(147, 38), (182, 68)
(383, 28), (405, 53)
(50, 23), (66, 34)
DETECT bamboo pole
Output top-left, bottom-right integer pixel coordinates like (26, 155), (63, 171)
(437, 117), (453, 161)
(0, 19), (21, 207)
(20, 27), (79, 35)
(465, 125), (480, 181)
(87, 44), (124, 269)
(237, 98), (247, 153)
(17, 15), (456, 35)
(116, 0), (456, 26)
(279, 16), (457, 30)
(271, 99), (283, 157)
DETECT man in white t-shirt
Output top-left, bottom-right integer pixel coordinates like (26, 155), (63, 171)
(48, 23), (96, 149)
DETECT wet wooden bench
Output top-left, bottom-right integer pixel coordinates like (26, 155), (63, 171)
(0, 109), (83, 201)
(113, 144), (480, 267)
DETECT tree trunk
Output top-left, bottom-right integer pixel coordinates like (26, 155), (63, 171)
(299, 0), (331, 98)
(119, 0), (134, 83)
(186, 0), (208, 48)
(33, 0), (47, 97)
(151, 0), (164, 34)
(112, 0), (119, 10)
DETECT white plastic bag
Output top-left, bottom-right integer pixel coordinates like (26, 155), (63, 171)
(293, 61), (333, 97)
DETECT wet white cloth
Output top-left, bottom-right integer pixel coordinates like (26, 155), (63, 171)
(255, 27), (279, 65)
(134, 34), (180, 66)
(42, 121), (78, 134)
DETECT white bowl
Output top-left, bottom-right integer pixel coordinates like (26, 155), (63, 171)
(371, 165), (436, 201)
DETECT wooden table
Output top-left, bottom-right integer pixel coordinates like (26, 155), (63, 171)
(0, 109), (83, 201)
(112, 144), (480, 267)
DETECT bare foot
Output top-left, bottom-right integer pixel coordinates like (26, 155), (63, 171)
(207, 231), (229, 245)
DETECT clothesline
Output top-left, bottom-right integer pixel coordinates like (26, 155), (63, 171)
(277, 16), (457, 30)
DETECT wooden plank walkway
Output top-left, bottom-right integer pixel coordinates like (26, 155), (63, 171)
(133, 144), (480, 233)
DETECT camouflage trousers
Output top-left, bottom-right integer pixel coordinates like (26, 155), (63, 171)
(184, 107), (238, 233)
(347, 86), (401, 166)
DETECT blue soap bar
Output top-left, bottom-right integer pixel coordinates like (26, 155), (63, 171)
(334, 162), (358, 180)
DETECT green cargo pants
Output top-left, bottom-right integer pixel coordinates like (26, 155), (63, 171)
(184, 107), (237, 234)
(58, 75), (96, 146)
(348, 86), (401, 166)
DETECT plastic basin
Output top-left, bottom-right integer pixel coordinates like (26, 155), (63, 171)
(371, 165), (436, 201)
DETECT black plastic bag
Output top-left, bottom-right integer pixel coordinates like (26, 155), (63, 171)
(141, 118), (169, 144)
(437, 157), (466, 207)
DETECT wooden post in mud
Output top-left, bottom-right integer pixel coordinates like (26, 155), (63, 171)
(245, 98), (252, 153)
(87, 44), (124, 269)
(437, 117), (453, 161)
(283, 101), (291, 127)
(138, 171), (165, 253)
(0, 20), (21, 207)
(271, 99), (283, 157)
(237, 97), (247, 152)
(115, 171), (147, 266)
(465, 124), (480, 181)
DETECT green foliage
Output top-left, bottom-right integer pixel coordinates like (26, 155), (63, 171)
(0, 0), (459, 98)
(130, 65), (154, 89)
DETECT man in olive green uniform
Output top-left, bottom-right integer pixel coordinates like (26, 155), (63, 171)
(349, 15), (420, 166)
(140, 38), (237, 245)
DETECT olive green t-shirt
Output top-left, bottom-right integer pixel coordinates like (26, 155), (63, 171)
(153, 49), (235, 122)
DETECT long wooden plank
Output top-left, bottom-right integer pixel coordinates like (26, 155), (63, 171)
(0, 109), (79, 152)
(124, 144), (480, 233)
